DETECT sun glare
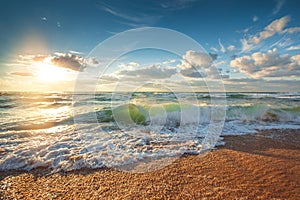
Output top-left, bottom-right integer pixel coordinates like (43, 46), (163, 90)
(36, 62), (71, 82)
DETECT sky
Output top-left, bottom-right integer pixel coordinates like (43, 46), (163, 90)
(0, 0), (300, 92)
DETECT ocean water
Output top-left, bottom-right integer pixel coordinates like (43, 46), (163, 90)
(0, 92), (300, 171)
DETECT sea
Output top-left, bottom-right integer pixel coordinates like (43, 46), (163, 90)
(0, 92), (299, 172)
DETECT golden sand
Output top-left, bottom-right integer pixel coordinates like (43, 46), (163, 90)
(1, 129), (299, 199)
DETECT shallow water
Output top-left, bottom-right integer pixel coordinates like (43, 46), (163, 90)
(0, 92), (299, 171)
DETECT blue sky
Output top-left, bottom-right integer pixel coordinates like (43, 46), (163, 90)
(1, 0), (300, 92)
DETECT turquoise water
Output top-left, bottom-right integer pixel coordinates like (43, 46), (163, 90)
(0, 92), (299, 171)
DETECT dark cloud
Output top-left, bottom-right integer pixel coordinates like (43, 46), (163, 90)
(226, 78), (264, 83)
(180, 69), (207, 78)
(221, 74), (230, 79)
(230, 55), (237, 60)
(18, 53), (87, 72)
(209, 53), (218, 60)
(51, 54), (86, 72)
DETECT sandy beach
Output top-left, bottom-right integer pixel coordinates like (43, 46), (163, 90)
(1, 129), (299, 200)
(2, 0), (300, 199)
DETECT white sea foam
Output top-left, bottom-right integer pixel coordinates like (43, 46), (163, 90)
(0, 92), (299, 171)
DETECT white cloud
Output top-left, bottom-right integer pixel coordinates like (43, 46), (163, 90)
(284, 27), (300, 34)
(273, 0), (285, 15)
(128, 62), (140, 67)
(227, 45), (235, 51)
(270, 35), (292, 48)
(286, 45), (300, 51)
(119, 62), (140, 70)
(230, 48), (300, 78)
(181, 51), (215, 68)
(241, 16), (300, 52)
(242, 27), (250, 33)
(251, 16), (289, 44)
(253, 16), (259, 22)
(241, 38), (255, 52)
(218, 38), (226, 53)
(100, 3), (161, 26)
(177, 50), (219, 78)
(292, 54), (300, 65)
(101, 4), (141, 23)
(69, 50), (83, 55)
(215, 60), (226, 67)
(162, 59), (177, 65)
(210, 47), (218, 52)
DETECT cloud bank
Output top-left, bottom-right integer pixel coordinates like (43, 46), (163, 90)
(18, 53), (90, 72)
(230, 48), (300, 78)
(117, 64), (177, 80)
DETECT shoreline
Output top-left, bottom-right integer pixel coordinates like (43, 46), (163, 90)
(1, 129), (299, 199)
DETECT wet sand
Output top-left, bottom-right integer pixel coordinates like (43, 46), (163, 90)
(1, 129), (299, 199)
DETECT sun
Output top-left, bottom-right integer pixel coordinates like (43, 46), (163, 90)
(35, 62), (72, 82)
